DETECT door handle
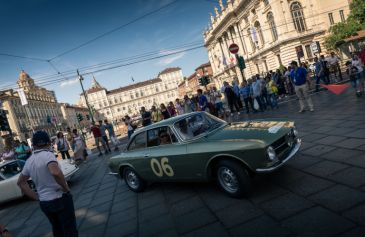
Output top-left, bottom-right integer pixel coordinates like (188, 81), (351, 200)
(144, 153), (150, 158)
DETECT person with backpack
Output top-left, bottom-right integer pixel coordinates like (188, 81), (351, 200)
(55, 132), (71, 162)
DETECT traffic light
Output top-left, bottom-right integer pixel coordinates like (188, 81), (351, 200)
(0, 110), (10, 132)
(236, 55), (246, 70)
(77, 113), (84, 122)
(198, 77), (203, 86)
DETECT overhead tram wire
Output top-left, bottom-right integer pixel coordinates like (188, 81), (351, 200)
(48, 0), (180, 61)
(0, 4), (349, 91)
(0, 44), (205, 91)
(0, 53), (48, 62)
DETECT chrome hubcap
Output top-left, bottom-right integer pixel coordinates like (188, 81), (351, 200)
(218, 167), (239, 193)
(126, 170), (139, 189)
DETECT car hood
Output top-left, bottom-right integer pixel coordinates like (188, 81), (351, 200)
(206, 121), (294, 145)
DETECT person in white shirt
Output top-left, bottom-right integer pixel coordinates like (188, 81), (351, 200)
(17, 131), (78, 237)
(327, 52), (342, 81)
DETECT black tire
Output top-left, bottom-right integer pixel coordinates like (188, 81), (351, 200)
(216, 160), (251, 198)
(122, 167), (146, 192)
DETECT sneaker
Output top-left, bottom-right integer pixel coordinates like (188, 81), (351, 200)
(237, 112), (240, 115)
(310, 108), (314, 112)
(299, 109), (305, 113)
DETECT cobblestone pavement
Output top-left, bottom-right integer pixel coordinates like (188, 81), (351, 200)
(1, 86), (365, 237)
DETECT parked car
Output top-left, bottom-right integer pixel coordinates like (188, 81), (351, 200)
(0, 158), (79, 203)
(109, 112), (301, 198)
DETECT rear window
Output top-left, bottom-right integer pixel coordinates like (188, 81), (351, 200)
(128, 132), (146, 151)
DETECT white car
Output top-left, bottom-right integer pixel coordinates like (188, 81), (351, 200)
(0, 159), (79, 203)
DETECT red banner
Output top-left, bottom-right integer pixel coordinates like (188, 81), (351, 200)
(321, 84), (350, 95)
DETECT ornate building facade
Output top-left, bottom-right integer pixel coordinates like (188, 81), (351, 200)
(204, 0), (351, 87)
(60, 103), (91, 129)
(0, 71), (63, 141)
(78, 67), (184, 119)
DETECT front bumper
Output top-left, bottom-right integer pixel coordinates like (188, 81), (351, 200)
(256, 138), (301, 173)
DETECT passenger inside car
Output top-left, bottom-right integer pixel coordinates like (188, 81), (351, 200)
(159, 131), (172, 145)
(176, 119), (194, 140)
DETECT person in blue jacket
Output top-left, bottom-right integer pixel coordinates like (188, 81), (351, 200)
(290, 61), (314, 113)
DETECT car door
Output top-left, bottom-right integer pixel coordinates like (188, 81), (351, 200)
(146, 126), (199, 181)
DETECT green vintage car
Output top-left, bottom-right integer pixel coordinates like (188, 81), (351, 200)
(109, 112), (301, 198)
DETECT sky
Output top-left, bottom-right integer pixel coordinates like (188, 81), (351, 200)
(0, 0), (218, 104)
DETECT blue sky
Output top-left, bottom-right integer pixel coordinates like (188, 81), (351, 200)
(0, 0), (217, 103)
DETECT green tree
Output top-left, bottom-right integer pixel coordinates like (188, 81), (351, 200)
(324, 0), (365, 49)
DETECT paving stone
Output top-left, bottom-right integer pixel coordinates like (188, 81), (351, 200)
(346, 129), (365, 138)
(301, 133), (328, 142)
(308, 185), (365, 212)
(298, 141), (316, 151)
(323, 127), (358, 136)
(175, 207), (216, 234)
(282, 206), (354, 237)
(337, 227), (365, 237)
(328, 167), (365, 188)
(197, 186), (243, 211)
(281, 174), (335, 197)
(301, 145), (336, 157)
(86, 202), (112, 217)
(111, 197), (137, 214)
(260, 193), (314, 220)
(80, 224), (106, 237)
(315, 135), (347, 145)
(170, 196), (204, 217)
(357, 144), (365, 151)
(304, 160), (349, 177)
(215, 200), (263, 228)
(138, 192), (165, 210)
(104, 218), (137, 237)
(229, 215), (292, 237)
(182, 222), (230, 237)
(249, 182), (289, 204)
(79, 212), (108, 230)
(320, 148), (364, 163)
(335, 138), (365, 149)
(139, 214), (175, 237)
(139, 203), (169, 223)
(343, 203), (365, 226)
(107, 207), (137, 226)
(312, 126), (336, 133)
(287, 154), (322, 169)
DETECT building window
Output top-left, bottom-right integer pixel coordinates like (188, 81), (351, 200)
(291, 2), (306, 32)
(267, 12), (278, 41)
(135, 92), (139, 98)
(339, 10), (345, 22)
(328, 13), (334, 25)
(254, 21), (265, 45)
(263, 0), (269, 6)
(248, 29), (256, 52)
(305, 45), (313, 58)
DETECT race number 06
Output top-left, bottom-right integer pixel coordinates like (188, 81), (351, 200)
(150, 157), (174, 177)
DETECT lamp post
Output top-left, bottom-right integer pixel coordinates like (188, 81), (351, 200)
(77, 70), (95, 123)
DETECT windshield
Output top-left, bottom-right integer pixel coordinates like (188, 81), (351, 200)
(0, 160), (25, 179)
(173, 112), (225, 141)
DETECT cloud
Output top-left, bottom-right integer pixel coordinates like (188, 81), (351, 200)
(157, 49), (186, 65)
(60, 78), (79, 87)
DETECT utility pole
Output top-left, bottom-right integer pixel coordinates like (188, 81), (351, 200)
(77, 70), (95, 123)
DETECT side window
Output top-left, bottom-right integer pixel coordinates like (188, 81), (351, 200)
(147, 126), (178, 147)
(128, 132), (146, 151)
(0, 162), (22, 179)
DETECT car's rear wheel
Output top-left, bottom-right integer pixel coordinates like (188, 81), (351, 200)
(122, 167), (146, 192)
(216, 160), (251, 198)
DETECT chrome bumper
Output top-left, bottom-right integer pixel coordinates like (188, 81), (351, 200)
(256, 138), (302, 173)
(108, 172), (119, 175)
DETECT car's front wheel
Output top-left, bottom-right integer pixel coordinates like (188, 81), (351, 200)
(122, 167), (146, 192)
(216, 160), (251, 198)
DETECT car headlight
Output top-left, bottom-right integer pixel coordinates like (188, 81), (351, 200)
(267, 146), (277, 161)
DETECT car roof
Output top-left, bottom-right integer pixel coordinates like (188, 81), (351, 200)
(135, 111), (205, 134)
(0, 160), (18, 167)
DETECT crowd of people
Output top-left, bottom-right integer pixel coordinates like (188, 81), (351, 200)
(120, 51), (364, 139)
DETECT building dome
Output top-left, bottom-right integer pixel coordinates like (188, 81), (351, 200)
(18, 70), (31, 82)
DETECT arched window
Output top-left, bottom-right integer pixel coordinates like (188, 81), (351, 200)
(254, 21), (265, 45)
(291, 2), (306, 32)
(247, 29), (256, 52)
(267, 12), (278, 41)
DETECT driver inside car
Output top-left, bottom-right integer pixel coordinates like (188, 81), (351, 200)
(159, 131), (172, 145)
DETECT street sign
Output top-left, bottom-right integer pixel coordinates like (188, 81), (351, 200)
(229, 43), (239, 54)
(310, 41), (321, 54)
